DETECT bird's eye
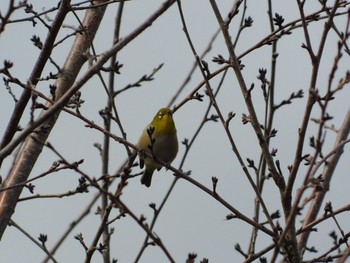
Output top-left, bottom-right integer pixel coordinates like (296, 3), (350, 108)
(158, 112), (163, 119)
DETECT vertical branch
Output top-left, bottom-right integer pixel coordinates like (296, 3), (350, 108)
(281, 0), (342, 248)
(248, 0), (279, 256)
(85, 205), (114, 263)
(100, 2), (125, 262)
(296, 0), (316, 62)
(286, 0), (341, 201)
(274, 1), (342, 262)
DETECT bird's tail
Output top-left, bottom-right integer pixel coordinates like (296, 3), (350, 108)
(141, 168), (154, 187)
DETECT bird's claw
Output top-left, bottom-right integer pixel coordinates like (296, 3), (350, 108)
(164, 162), (171, 170)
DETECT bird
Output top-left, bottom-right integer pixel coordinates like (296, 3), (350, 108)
(137, 108), (178, 187)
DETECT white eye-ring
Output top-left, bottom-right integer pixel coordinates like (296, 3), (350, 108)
(158, 112), (163, 119)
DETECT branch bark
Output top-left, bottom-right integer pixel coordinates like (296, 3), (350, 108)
(0, 0), (71, 167)
(0, 0), (109, 239)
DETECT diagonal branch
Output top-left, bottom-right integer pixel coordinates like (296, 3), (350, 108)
(0, 0), (71, 168)
(0, 0), (109, 240)
(208, 0), (285, 193)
